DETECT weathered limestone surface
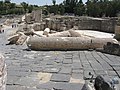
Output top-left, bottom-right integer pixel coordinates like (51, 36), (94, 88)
(78, 19), (116, 33)
(32, 10), (42, 23)
(27, 37), (117, 50)
(0, 54), (7, 90)
(25, 10), (42, 24)
(69, 30), (82, 37)
(47, 31), (71, 37)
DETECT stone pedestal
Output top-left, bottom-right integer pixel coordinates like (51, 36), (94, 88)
(0, 54), (7, 90)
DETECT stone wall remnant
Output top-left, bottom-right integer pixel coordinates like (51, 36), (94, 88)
(25, 14), (33, 24)
(24, 14), (117, 33)
(25, 9), (42, 24)
(42, 16), (117, 33)
(32, 10), (42, 23)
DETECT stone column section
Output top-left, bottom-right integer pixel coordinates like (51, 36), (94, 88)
(0, 54), (7, 90)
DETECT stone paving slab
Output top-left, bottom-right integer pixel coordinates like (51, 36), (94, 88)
(36, 81), (84, 90)
(7, 85), (44, 90)
(59, 67), (72, 74)
(50, 73), (71, 82)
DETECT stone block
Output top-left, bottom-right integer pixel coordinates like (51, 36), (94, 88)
(50, 74), (71, 82)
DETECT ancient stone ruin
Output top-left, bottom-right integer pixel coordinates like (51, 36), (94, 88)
(7, 10), (120, 55)
(24, 10), (117, 32)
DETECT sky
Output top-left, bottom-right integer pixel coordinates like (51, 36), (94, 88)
(9, 0), (87, 6)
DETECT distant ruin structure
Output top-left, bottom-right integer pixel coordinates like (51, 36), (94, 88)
(32, 10), (42, 23)
(25, 9), (42, 24)
(42, 16), (117, 33)
(25, 15), (117, 33)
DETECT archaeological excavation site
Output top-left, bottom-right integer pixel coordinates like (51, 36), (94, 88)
(0, 9), (120, 90)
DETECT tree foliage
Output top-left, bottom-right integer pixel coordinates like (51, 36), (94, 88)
(1, 0), (120, 17)
(45, 0), (120, 17)
(0, 1), (36, 15)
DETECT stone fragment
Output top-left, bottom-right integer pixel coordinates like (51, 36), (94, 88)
(16, 34), (28, 45)
(94, 75), (114, 90)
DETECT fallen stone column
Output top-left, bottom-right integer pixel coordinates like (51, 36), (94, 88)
(0, 54), (7, 90)
(27, 37), (117, 50)
(69, 30), (82, 37)
(47, 31), (71, 37)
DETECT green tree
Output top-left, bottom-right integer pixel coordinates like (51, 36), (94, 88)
(63, 0), (78, 14)
(21, 2), (28, 13)
(74, 0), (85, 16)
(52, 0), (56, 5)
(28, 5), (33, 13)
(58, 3), (65, 15)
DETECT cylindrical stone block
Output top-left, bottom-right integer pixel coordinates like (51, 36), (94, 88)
(27, 37), (117, 50)
(0, 54), (7, 90)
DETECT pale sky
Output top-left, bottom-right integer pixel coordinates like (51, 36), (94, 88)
(10, 0), (87, 6)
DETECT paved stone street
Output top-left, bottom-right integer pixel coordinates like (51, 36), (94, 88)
(0, 28), (120, 90)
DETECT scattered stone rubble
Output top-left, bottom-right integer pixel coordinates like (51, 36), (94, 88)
(0, 54), (7, 90)
(82, 74), (119, 90)
(103, 42), (120, 56)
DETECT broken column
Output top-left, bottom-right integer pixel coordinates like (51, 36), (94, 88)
(25, 14), (33, 24)
(32, 10), (42, 23)
(0, 54), (7, 90)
